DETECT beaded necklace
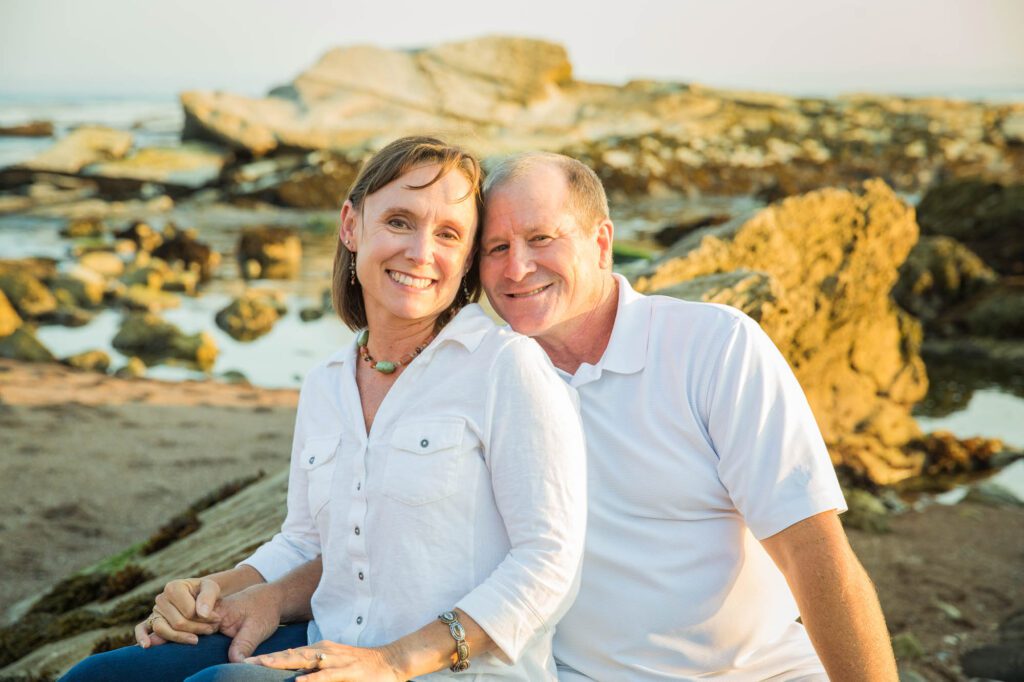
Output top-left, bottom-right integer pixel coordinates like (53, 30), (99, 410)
(356, 329), (435, 375)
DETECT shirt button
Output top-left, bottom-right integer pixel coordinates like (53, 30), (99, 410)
(356, 616), (363, 625)
(356, 482), (362, 491)
(308, 456), (315, 464)
(354, 526), (360, 535)
(358, 571), (364, 580)
(420, 438), (429, 448)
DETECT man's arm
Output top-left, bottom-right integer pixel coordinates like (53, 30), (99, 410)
(761, 510), (897, 682)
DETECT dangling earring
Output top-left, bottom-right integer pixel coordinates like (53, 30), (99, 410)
(462, 277), (470, 302)
(349, 252), (357, 286)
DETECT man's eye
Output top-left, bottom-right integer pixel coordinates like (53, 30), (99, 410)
(487, 244), (508, 254)
(531, 235), (552, 243)
(388, 218), (410, 229)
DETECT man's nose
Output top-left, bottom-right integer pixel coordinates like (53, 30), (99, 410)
(504, 243), (534, 281)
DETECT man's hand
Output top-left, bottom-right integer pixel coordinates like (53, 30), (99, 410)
(135, 577), (222, 647)
(216, 582), (285, 662)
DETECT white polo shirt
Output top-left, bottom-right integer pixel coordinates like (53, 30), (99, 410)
(553, 275), (847, 681)
(243, 304), (587, 681)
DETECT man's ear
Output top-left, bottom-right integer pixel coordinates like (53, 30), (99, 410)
(339, 200), (359, 250)
(596, 219), (615, 270)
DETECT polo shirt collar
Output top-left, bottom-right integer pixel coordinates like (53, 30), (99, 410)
(325, 303), (491, 367)
(592, 273), (651, 376)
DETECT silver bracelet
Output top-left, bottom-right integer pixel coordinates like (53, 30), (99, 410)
(438, 610), (470, 672)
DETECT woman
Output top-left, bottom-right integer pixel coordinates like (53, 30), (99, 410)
(62, 137), (586, 681)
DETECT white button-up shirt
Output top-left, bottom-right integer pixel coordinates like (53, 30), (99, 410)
(554, 275), (847, 681)
(243, 304), (587, 680)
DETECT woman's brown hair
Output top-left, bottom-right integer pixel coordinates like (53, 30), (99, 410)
(332, 136), (484, 331)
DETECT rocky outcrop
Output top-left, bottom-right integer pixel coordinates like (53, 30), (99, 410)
(633, 179), (928, 484)
(63, 350), (111, 373)
(0, 289), (22, 337)
(214, 290), (286, 341)
(112, 312), (218, 369)
(0, 326), (55, 362)
(0, 121), (54, 137)
(916, 179), (1024, 275)
(0, 266), (58, 319)
(151, 225), (219, 282)
(237, 227), (302, 279)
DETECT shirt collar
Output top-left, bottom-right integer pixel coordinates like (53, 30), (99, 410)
(325, 303), (491, 367)
(592, 273), (651, 376)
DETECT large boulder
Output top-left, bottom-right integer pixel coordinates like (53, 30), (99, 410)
(112, 312), (218, 369)
(633, 179), (928, 484)
(82, 143), (231, 191)
(237, 227), (302, 280)
(181, 37), (573, 156)
(151, 225), (219, 283)
(916, 179), (1024, 275)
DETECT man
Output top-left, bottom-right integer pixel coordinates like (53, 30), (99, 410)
(477, 152), (898, 681)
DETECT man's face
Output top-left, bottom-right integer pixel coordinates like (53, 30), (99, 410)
(480, 164), (612, 341)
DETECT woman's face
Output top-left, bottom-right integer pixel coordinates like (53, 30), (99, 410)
(341, 163), (478, 328)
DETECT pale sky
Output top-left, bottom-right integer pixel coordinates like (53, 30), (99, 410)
(1, 0), (1022, 98)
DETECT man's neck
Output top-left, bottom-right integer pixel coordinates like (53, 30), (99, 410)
(536, 276), (619, 375)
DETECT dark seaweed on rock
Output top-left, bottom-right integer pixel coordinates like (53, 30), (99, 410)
(141, 471), (266, 556)
(89, 631), (135, 655)
(25, 574), (108, 617)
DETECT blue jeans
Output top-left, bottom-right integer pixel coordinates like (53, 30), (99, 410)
(60, 622), (310, 682)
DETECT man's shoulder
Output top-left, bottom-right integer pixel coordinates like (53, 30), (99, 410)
(640, 291), (753, 339)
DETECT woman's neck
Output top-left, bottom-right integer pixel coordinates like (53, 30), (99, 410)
(362, 312), (438, 361)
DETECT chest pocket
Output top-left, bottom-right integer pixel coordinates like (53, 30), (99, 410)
(299, 434), (340, 518)
(383, 418), (467, 506)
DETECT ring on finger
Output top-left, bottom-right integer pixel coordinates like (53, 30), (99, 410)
(316, 651), (327, 667)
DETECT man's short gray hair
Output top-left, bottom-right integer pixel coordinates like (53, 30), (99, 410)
(484, 151), (610, 230)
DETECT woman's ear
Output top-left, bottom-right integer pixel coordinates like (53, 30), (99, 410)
(339, 200), (358, 251)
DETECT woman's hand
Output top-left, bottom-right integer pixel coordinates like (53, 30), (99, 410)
(134, 576), (222, 647)
(245, 640), (405, 682)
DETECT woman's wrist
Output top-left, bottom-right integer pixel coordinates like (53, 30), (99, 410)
(375, 641), (412, 678)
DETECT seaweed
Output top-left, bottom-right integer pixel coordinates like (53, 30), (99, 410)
(25, 574), (108, 617)
(90, 631), (135, 654)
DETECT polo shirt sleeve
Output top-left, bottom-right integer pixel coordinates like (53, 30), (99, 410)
(706, 313), (847, 540)
(455, 336), (587, 664)
(238, 371), (323, 582)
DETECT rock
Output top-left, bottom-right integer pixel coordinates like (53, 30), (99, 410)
(0, 326), (55, 362)
(0, 121), (53, 137)
(896, 667), (928, 682)
(0, 267), (58, 319)
(82, 143), (231, 191)
(181, 36), (572, 155)
(51, 266), (106, 308)
(916, 178), (1024, 275)
(78, 251), (125, 279)
(114, 356), (147, 379)
(114, 222), (164, 253)
(905, 431), (1003, 477)
(962, 610), (1024, 680)
(121, 284), (181, 312)
(151, 224), (219, 282)
(0, 289), (22, 336)
(112, 312), (218, 369)
(634, 180), (927, 484)
(654, 214), (733, 247)
(841, 489), (890, 533)
(1002, 111), (1024, 143)
(17, 126), (133, 174)
(63, 350), (111, 373)
(237, 227), (301, 280)
(891, 632), (925, 661)
(298, 307), (323, 322)
(220, 369), (249, 384)
(60, 217), (108, 238)
(215, 291), (286, 341)
(943, 278), (1024, 338)
(963, 480), (1024, 507)
(893, 236), (997, 327)
(271, 153), (360, 209)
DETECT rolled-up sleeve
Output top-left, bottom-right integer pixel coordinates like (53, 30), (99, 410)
(455, 337), (587, 663)
(239, 372), (323, 582)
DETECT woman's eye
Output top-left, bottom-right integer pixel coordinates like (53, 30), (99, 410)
(439, 230), (460, 241)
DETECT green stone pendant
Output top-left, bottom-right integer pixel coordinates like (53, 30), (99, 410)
(373, 361), (396, 374)
(356, 329), (369, 347)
